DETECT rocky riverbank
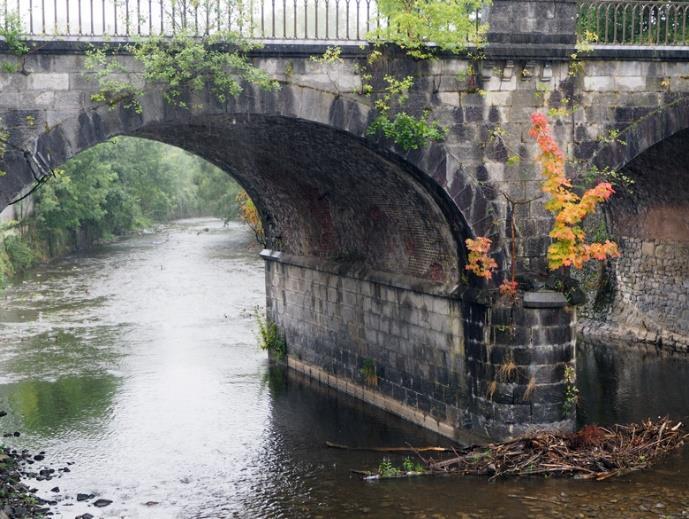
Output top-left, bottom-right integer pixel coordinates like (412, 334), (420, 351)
(0, 437), (52, 517)
(0, 413), (115, 518)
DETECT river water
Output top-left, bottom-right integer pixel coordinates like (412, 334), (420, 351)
(1, 218), (689, 518)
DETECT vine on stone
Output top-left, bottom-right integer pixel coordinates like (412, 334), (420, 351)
(133, 31), (279, 108)
(86, 30), (279, 111)
(465, 112), (620, 293)
(529, 112), (619, 270)
(366, 75), (446, 151)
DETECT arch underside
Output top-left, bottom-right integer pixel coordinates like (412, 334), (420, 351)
(605, 128), (689, 335)
(3, 110), (469, 290)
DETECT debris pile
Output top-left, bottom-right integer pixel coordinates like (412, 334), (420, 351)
(352, 419), (689, 481)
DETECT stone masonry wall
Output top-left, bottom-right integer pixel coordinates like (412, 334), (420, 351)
(264, 251), (576, 441)
(581, 124), (689, 345)
(263, 251), (473, 440)
(612, 237), (689, 335)
(467, 302), (576, 439)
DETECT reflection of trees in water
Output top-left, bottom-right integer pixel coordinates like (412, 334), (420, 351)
(1, 374), (119, 435)
(261, 363), (289, 396)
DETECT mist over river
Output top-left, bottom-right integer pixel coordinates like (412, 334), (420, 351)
(1, 218), (689, 518)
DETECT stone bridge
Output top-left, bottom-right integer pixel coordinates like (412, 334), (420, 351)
(1, 0), (688, 442)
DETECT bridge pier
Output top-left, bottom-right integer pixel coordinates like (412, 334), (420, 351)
(264, 250), (575, 442)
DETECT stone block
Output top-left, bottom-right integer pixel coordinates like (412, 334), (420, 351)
(29, 73), (69, 90)
(583, 76), (615, 92)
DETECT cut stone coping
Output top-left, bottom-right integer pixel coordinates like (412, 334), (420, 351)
(523, 290), (568, 309)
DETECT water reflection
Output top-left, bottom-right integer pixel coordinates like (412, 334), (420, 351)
(0, 375), (118, 435)
(0, 219), (688, 518)
(577, 341), (689, 425)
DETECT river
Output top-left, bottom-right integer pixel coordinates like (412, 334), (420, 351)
(0, 218), (688, 518)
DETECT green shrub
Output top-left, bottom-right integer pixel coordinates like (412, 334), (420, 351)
(367, 111), (447, 151)
(255, 310), (287, 359)
(3, 235), (35, 273)
(378, 458), (402, 477)
(402, 456), (426, 473)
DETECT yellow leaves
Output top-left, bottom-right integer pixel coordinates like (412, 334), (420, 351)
(235, 190), (265, 245)
(530, 112), (620, 271)
(464, 113), (621, 287)
(465, 237), (497, 280)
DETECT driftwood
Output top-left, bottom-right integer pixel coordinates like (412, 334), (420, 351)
(326, 441), (453, 453)
(355, 418), (688, 481)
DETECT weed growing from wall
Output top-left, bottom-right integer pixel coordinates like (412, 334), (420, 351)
(563, 365), (579, 415)
(0, 12), (29, 74)
(359, 358), (377, 386)
(255, 309), (287, 359)
(85, 31), (279, 112)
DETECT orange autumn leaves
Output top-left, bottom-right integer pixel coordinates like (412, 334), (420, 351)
(465, 237), (518, 296)
(464, 112), (619, 286)
(529, 112), (619, 270)
(465, 237), (497, 279)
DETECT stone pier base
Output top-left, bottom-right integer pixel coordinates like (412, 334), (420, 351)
(263, 250), (576, 443)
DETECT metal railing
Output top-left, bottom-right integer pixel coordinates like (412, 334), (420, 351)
(0, 0), (382, 41)
(0, 0), (485, 43)
(577, 0), (689, 45)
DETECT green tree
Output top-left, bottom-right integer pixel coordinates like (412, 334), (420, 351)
(1, 136), (252, 285)
(369, 0), (489, 57)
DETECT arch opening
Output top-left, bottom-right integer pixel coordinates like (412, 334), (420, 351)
(602, 128), (689, 337)
(19, 113), (470, 290)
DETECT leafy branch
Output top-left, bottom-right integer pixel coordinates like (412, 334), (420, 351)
(368, 0), (489, 58)
(0, 12), (50, 74)
(85, 31), (279, 112)
(365, 74), (446, 151)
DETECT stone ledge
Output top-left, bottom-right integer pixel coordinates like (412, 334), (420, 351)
(578, 317), (689, 354)
(7, 38), (689, 63)
(586, 45), (689, 62)
(523, 290), (568, 309)
(260, 248), (461, 300)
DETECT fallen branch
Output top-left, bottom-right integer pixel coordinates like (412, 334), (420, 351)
(326, 441), (453, 453)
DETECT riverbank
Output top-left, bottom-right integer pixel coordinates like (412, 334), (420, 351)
(0, 423), (52, 518)
(0, 220), (146, 289)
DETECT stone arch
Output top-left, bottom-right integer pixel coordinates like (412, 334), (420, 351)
(0, 83), (488, 290)
(587, 99), (689, 338)
(591, 96), (689, 173)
